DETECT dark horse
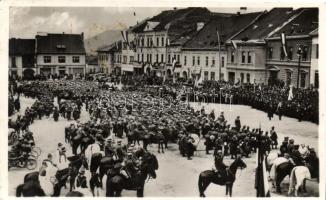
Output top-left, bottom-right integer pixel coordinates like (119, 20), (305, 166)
(106, 152), (159, 197)
(16, 172), (46, 197)
(274, 161), (295, 193)
(198, 157), (247, 197)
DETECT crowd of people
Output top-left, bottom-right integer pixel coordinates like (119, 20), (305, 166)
(9, 77), (319, 197)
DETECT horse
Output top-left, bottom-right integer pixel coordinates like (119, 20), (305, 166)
(66, 154), (89, 191)
(198, 156), (247, 197)
(288, 166), (311, 196)
(274, 161), (295, 193)
(16, 172), (46, 197)
(106, 152), (158, 197)
(52, 167), (72, 196)
(98, 156), (118, 187)
(90, 172), (102, 196)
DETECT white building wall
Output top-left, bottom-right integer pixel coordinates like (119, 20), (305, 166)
(310, 36), (318, 86)
(36, 54), (86, 75)
(180, 50), (227, 81)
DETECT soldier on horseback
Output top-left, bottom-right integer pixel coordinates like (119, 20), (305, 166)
(213, 150), (227, 180)
(121, 151), (142, 189)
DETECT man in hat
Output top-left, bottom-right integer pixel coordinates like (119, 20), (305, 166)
(305, 148), (319, 180)
(115, 140), (125, 162)
(104, 138), (116, 158)
(213, 150), (227, 180)
(234, 116), (241, 132)
(122, 151), (141, 188)
(270, 126), (278, 149)
(205, 135), (215, 155)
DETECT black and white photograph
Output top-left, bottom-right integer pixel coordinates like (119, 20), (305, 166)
(1, 0), (325, 198)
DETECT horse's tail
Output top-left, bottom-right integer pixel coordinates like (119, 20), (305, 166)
(16, 184), (23, 197)
(198, 173), (203, 196)
(288, 167), (297, 195)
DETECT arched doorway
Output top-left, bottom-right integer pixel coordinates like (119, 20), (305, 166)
(182, 71), (188, 79)
(23, 68), (35, 80)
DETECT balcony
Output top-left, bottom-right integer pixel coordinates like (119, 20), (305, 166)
(266, 59), (310, 67)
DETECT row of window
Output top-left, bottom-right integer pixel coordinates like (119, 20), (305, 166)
(43, 56), (80, 63)
(136, 36), (166, 47)
(203, 72), (226, 81)
(230, 51), (253, 64)
(133, 53), (226, 67)
(267, 46), (309, 61)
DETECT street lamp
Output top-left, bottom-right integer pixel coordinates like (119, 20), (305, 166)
(296, 45), (302, 88)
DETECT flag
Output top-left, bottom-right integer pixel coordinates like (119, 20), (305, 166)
(231, 40), (238, 50)
(288, 84), (293, 100)
(172, 58), (177, 72)
(281, 32), (288, 57)
(121, 30), (129, 45)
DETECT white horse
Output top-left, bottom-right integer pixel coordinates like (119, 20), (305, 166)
(288, 166), (311, 196)
(269, 157), (289, 186)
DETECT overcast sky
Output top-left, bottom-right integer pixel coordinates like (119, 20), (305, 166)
(10, 7), (268, 39)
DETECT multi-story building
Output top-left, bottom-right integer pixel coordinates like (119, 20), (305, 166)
(226, 8), (304, 84)
(265, 8), (318, 88)
(35, 32), (86, 76)
(131, 7), (212, 78)
(310, 28), (318, 87)
(97, 41), (121, 74)
(181, 12), (262, 81)
(9, 38), (35, 79)
(86, 55), (100, 74)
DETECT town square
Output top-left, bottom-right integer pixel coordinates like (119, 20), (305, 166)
(5, 5), (320, 198)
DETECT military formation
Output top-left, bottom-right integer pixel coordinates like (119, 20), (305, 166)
(8, 75), (319, 197)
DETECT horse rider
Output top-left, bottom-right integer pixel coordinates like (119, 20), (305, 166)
(104, 138), (116, 158)
(214, 150), (227, 179)
(121, 151), (142, 188)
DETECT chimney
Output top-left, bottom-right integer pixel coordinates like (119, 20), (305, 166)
(81, 32), (84, 40)
(197, 22), (205, 31)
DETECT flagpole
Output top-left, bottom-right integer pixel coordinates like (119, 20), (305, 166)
(217, 29), (221, 81)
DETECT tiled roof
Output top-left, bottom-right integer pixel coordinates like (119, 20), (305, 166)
(182, 12), (263, 49)
(36, 33), (85, 54)
(269, 8), (318, 38)
(233, 8), (302, 41)
(9, 38), (35, 56)
(132, 7), (211, 35)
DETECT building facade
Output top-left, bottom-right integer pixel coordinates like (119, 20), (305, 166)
(226, 43), (266, 84)
(35, 33), (86, 76)
(309, 29), (318, 87)
(265, 8), (318, 88)
(9, 38), (35, 79)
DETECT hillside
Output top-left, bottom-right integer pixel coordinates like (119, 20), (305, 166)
(84, 30), (122, 55)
